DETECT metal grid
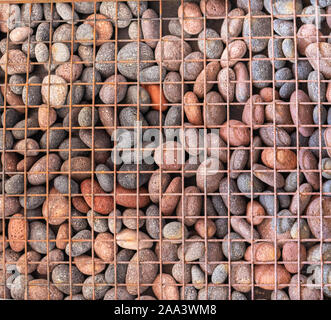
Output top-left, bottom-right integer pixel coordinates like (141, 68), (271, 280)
(0, 0), (329, 300)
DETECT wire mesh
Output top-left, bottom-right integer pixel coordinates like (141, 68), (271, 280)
(0, 0), (329, 300)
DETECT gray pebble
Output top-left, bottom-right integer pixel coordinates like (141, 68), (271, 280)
(212, 195), (228, 217)
(290, 131), (309, 147)
(238, 0), (263, 11)
(243, 11), (271, 52)
(285, 172), (304, 192)
(29, 221), (55, 254)
(275, 67), (292, 88)
(308, 71), (326, 102)
(313, 105), (327, 124)
(43, 3), (61, 27)
(251, 54), (272, 88)
(22, 76), (42, 106)
(36, 22), (50, 42)
(1, 109), (21, 128)
(294, 60), (313, 80)
(146, 110), (164, 127)
(222, 232), (245, 261)
(96, 164), (114, 192)
(237, 173), (266, 198)
(282, 38), (295, 62)
(81, 67), (102, 101)
(108, 209), (122, 234)
(82, 274), (109, 300)
(95, 42), (116, 77)
(55, 3), (79, 24)
(119, 107), (148, 127)
(211, 264), (228, 284)
(35, 43), (49, 63)
(277, 189), (291, 209)
(180, 286), (197, 300)
(74, 2), (99, 14)
(310, 0), (331, 8)
(117, 42), (154, 80)
(40, 123), (67, 149)
(9, 75), (25, 95)
(71, 209), (88, 232)
(164, 106), (181, 140)
(12, 117), (38, 140)
(128, 21), (142, 40)
(322, 180), (331, 195)
(301, 5), (325, 28)
(117, 163), (153, 189)
(104, 287), (135, 300)
(22, 36), (36, 59)
(279, 82), (296, 99)
(145, 204), (162, 240)
(232, 291), (247, 300)
(268, 38), (286, 69)
(20, 186), (46, 209)
(309, 128), (328, 158)
(52, 265), (84, 294)
(139, 65), (167, 83)
(215, 218), (228, 238)
(21, 3), (43, 28)
(87, 210), (109, 233)
(52, 42), (70, 63)
(78, 45), (93, 67)
(274, 209), (295, 234)
(328, 108), (331, 124)
(76, 24), (95, 46)
(100, 1), (132, 28)
(53, 24), (78, 52)
(11, 275), (33, 300)
(180, 51), (204, 81)
(127, 1), (148, 17)
(125, 85), (151, 113)
(105, 249), (134, 284)
(7, 4), (21, 31)
(78, 107), (99, 127)
(54, 175), (79, 195)
(168, 19), (191, 38)
(259, 191), (279, 215)
(273, 19), (294, 36)
(5, 175), (24, 194)
(65, 81), (85, 106)
(198, 28), (223, 59)
(0, 130), (14, 151)
(65, 229), (92, 257)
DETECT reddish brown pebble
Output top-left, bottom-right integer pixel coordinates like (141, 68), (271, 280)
(282, 241), (307, 274)
(244, 242), (281, 262)
(242, 94), (265, 126)
(55, 55), (83, 82)
(154, 141), (183, 171)
(183, 91), (203, 125)
(56, 223), (69, 250)
(74, 255), (106, 276)
(161, 177), (182, 216)
(298, 149), (319, 190)
(152, 274), (179, 300)
(259, 87), (279, 102)
(261, 149), (297, 170)
(94, 232), (117, 262)
(246, 200), (265, 225)
(255, 265), (291, 290)
(27, 279), (63, 300)
(219, 120), (250, 146)
(194, 219), (216, 238)
(42, 187), (69, 225)
(178, 2), (203, 35)
(193, 62), (220, 98)
(115, 184), (150, 208)
(85, 14), (113, 45)
(290, 90), (315, 137)
(72, 196), (90, 214)
(8, 213), (28, 252)
(81, 179), (114, 215)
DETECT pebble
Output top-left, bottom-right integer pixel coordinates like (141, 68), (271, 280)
(219, 178), (247, 215)
(163, 72), (184, 103)
(76, 24), (95, 46)
(29, 221), (55, 254)
(243, 11), (271, 53)
(253, 164), (285, 188)
(178, 2), (203, 35)
(80, 67), (102, 100)
(168, 19), (191, 38)
(217, 67), (235, 102)
(54, 175), (79, 195)
(100, 1), (132, 28)
(220, 8), (245, 40)
(268, 38), (286, 70)
(155, 35), (192, 71)
(41, 75), (68, 107)
(196, 158), (224, 192)
(36, 23), (50, 42)
(255, 264), (291, 290)
(0, 49), (32, 75)
(251, 54), (272, 88)
(273, 19), (294, 36)
(99, 75), (128, 104)
(198, 28), (223, 59)
(117, 163), (153, 189)
(141, 9), (160, 48)
(55, 3), (79, 23)
(35, 43), (49, 63)
(52, 265), (84, 295)
(308, 71), (326, 102)
(219, 120), (250, 146)
(117, 42), (154, 80)
(95, 42), (116, 77)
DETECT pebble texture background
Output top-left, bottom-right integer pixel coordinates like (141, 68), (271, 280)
(0, 0), (329, 301)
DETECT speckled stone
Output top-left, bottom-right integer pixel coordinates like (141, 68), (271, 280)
(282, 39), (295, 62)
(54, 175), (79, 195)
(268, 38), (286, 69)
(21, 3), (43, 28)
(198, 28), (223, 59)
(273, 19), (294, 36)
(35, 43), (49, 63)
(80, 67), (102, 101)
(275, 67), (293, 88)
(29, 221), (55, 254)
(95, 42), (116, 77)
(251, 54), (272, 88)
(9, 75), (24, 95)
(96, 164), (114, 193)
(139, 65), (167, 83)
(243, 11), (271, 52)
(222, 232), (246, 261)
(74, 2), (100, 14)
(36, 22), (50, 42)
(76, 24), (95, 46)
(52, 43), (70, 63)
(301, 5), (325, 28)
(100, 1), (132, 28)
(117, 163), (153, 189)
(264, 0), (303, 19)
(127, 1), (148, 17)
(22, 76), (42, 106)
(307, 71), (326, 102)
(313, 105), (327, 124)
(117, 42), (154, 80)
(237, 172), (266, 198)
(41, 75), (67, 107)
(55, 3), (79, 24)
(52, 265), (84, 295)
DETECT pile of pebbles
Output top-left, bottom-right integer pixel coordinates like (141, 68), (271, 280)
(0, 0), (329, 300)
